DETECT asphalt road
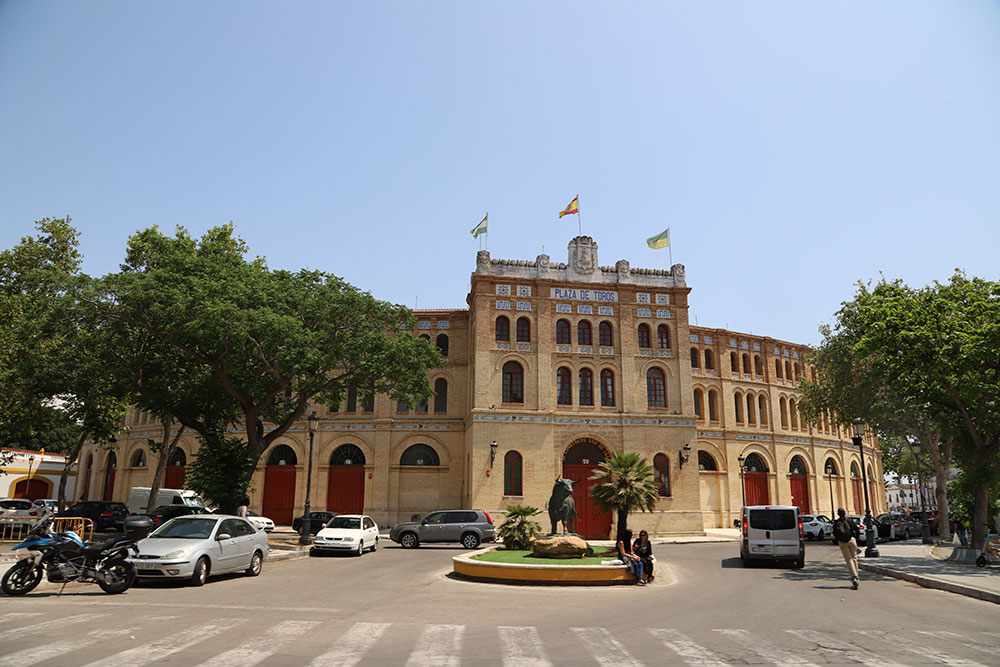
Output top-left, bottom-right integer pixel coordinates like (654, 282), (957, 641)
(1, 538), (998, 666)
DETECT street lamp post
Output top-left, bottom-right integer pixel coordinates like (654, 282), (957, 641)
(26, 454), (36, 499)
(299, 411), (320, 546)
(737, 455), (746, 507)
(852, 418), (879, 557)
(908, 440), (934, 545)
(825, 463), (835, 519)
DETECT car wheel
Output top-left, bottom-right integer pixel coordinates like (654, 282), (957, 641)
(246, 550), (263, 576)
(399, 532), (419, 548)
(370, 536), (378, 552)
(190, 557), (209, 587)
(903, 529), (910, 540)
(355, 541), (364, 557)
(793, 557), (805, 569)
(461, 533), (481, 549)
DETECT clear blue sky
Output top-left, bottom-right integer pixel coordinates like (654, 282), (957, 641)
(2, 2), (998, 345)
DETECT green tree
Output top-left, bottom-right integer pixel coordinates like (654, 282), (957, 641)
(495, 504), (543, 550)
(588, 451), (659, 539)
(185, 434), (260, 512)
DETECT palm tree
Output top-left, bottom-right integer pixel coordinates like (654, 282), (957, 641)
(589, 451), (659, 539)
(496, 504), (543, 550)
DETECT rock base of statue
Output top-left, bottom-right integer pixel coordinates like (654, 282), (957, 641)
(531, 534), (594, 559)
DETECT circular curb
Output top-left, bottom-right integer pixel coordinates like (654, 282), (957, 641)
(452, 547), (642, 586)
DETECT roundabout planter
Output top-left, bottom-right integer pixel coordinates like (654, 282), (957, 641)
(453, 546), (639, 586)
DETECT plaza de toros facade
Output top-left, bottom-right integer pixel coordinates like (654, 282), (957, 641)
(76, 236), (885, 537)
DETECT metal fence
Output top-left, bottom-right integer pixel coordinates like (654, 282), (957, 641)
(0, 516), (94, 543)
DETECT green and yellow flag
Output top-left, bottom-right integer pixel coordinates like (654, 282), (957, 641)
(470, 214), (488, 238)
(646, 228), (670, 249)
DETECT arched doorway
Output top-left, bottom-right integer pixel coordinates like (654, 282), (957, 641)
(81, 454), (93, 501)
(788, 456), (810, 514)
(263, 445), (297, 525)
(164, 448), (187, 489)
(562, 439), (612, 539)
(102, 452), (117, 501)
(327, 444), (365, 514)
(13, 478), (50, 500)
(850, 462), (862, 513)
(743, 453), (770, 505)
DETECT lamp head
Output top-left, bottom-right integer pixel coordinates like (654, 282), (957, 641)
(307, 411), (320, 434)
(908, 439), (921, 456)
(490, 440), (498, 467)
(851, 417), (866, 438)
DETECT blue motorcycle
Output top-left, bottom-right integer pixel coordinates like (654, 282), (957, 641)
(2, 514), (152, 596)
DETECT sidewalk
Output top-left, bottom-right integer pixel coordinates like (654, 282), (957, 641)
(858, 541), (1000, 605)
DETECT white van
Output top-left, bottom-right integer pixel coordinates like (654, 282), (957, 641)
(127, 487), (207, 515)
(739, 505), (805, 568)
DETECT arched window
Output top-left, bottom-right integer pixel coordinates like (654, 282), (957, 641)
(502, 361), (524, 403)
(780, 397), (789, 428)
(638, 324), (651, 349)
(746, 394), (756, 425)
(330, 444), (366, 466)
(776, 359), (783, 379)
(742, 354), (751, 374)
(704, 349), (714, 370)
(789, 456), (807, 475)
(415, 396), (428, 413)
(577, 320), (592, 346)
(600, 369), (615, 407)
(579, 368), (594, 406)
(599, 321), (613, 347)
(731, 352), (738, 372)
(495, 316), (510, 342)
(693, 388), (704, 420)
(130, 450), (147, 468)
(850, 462), (860, 478)
(436, 334), (449, 356)
(789, 398), (798, 429)
(397, 400), (409, 413)
(346, 388), (358, 413)
(556, 319), (571, 345)
(734, 392), (744, 423)
(362, 391), (375, 412)
(698, 450), (718, 471)
(754, 355), (762, 375)
(690, 348), (700, 368)
(516, 317), (531, 343)
(646, 368), (666, 408)
(824, 459), (839, 476)
(794, 363), (801, 380)
(708, 390), (719, 421)
(758, 395), (768, 425)
(556, 367), (572, 405)
(657, 325), (671, 349)
(400, 444), (439, 466)
(167, 449), (187, 467)
(744, 453), (768, 472)
(420, 334), (430, 342)
(267, 445), (297, 466)
(785, 360), (792, 381)
(504, 451), (523, 496)
(654, 453), (671, 496)
(433, 378), (448, 413)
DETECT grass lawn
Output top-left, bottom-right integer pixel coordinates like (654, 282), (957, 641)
(472, 547), (618, 566)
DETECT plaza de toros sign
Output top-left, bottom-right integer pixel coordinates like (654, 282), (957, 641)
(550, 288), (618, 302)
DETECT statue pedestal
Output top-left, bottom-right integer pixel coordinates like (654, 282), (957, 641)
(531, 534), (594, 559)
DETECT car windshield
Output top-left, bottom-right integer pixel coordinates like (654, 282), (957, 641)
(328, 517), (361, 530)
(151, 517), (217, 539)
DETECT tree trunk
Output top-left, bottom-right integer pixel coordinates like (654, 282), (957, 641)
(932, 436), (953, 541)
(57, 432), (87, 510)
(972, 480), (990, 551)
(145, 418), (185, 514)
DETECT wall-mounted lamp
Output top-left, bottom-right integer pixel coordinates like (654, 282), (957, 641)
(490, 441), (498, 467)
(679, 443), (691, 468)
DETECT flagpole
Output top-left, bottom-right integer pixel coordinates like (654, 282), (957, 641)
(668, 229), (673, 267)
(577, 196), (582, 236)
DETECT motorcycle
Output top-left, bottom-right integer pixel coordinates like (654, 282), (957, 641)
(2, 514), (153, 596)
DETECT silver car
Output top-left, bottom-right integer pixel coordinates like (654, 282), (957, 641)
(389, 509), (495, 549)
(131, 515), (269, 586)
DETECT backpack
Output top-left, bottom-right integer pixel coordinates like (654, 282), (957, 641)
(834, 519), (853, 543)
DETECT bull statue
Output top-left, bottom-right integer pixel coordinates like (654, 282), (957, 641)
(548, 478), (580, 535)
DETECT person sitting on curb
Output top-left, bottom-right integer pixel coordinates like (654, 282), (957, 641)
(633, 529), (654, 583)
(833, 508), (861, 590)
(616, 529), (645, 586)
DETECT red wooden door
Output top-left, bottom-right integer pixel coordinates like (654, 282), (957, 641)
(327, 466), (365, 514)
(789, 474), (810, 514)
(164, 466), (186, 489)
(13, 479), (49, 500)
(562, 464), (612, 539)
(744, 472), (770, 506)
(103, 469), (116, 501)
(263, 466), (297, 525)
(851, 479), (862, 513)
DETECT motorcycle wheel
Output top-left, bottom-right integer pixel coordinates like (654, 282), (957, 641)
(2, 561), (43, 596)
(97, 559), (136, 594)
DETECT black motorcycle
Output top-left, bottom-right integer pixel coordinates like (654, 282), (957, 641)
(2, 514), (152, 596)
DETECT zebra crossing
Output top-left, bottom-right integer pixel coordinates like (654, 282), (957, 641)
(0, 612), (996, 666)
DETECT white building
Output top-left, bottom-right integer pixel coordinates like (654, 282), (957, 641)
(0, 449), (74, 502)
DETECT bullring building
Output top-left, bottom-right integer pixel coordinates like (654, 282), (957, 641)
(77, 236), (885, 537)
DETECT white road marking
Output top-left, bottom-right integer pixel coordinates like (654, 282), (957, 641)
(917, 631), (1000, 656)
(0, 613), (43, 623)
(650, 629), (730, 666)
(0, 614), (106, 642)
(309, 622), (391, 667)
(405, 624), (465, 667)
(714, 628), (819, 666)
(196, 620), (321, 667)
(856, 630), (985, 667)
(787, 630), (907, 667)
(81, 618), (243, 667)
(498, 626), (553, 667)
(0, 619), (176, 667)
(84, 600), (336, 612)
(571, 627), (644, 667)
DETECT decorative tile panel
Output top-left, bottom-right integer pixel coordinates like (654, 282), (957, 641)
(495, 300), (510, 310)
(556, 345), (572, 353)
(655, 293), (670, 305)
(657, 309), (671, 318)
(741, 341), (750, 350)
(636, 293), (650, 304)
(556, 304), (572, 313)
(753, 343), (761, 351)
(418, 321), (431, 329)
(703, 336), (713, 344)
(577, 305), (593, 314)
(496, 342), (510, 350)
(599, 347), (615, 355)
(578, 346), (593, 354)
(516, 302), (531, 311)
(515, 344), (532, 352)
(598, 306), (614, 316)
(689, 334), (699, 342)
(437, 321), (450, 329)
(658, 350), (673, 357)
(637, 308), (652, 318)
(516, 285), (532, 297)
(639, 350), (652, 357)
(495, 284), (511, 296)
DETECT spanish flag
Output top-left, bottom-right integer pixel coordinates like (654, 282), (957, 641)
(646, 228), (670, 249)
(558, 196), (579, 218)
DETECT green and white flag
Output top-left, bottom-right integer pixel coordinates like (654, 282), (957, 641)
(470, 214), (488, 238)
(646, 228), (670, 249)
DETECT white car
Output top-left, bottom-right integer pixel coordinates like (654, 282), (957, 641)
(0, 498), (44, 528)
(246, 510), (275, 533)
(31, 499), (60, 514)
(311, 514), (379, 556)
(801, 514), (833, 541)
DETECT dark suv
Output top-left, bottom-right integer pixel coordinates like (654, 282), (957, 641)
(56, 501), (130, 531)
(390, 509), (495, 549)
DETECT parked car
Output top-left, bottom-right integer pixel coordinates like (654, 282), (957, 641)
(211, 508), (274, 532)
(31, 499), (61, 514)
(389, 509), (495, 549)
(145, 504), (214, 527)
(801, 514), (833, 541)
(311, 515), (379, 556)
(848, 514), (870, 545)
(130, 514), (269, 586)
(739, 505), (804, 568)
(893, 512), (923, 540)
(0, 498), (43, 529)
(292, 511), (339, 535)
(55, 501), (129, 532)
(908, 510), (939, 535)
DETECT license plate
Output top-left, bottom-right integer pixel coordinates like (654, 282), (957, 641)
(136, 562), (159, 570)
(751, 545), (773, 554)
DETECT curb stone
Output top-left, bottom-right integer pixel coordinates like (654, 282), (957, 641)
(858, 561), (1000, 605)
